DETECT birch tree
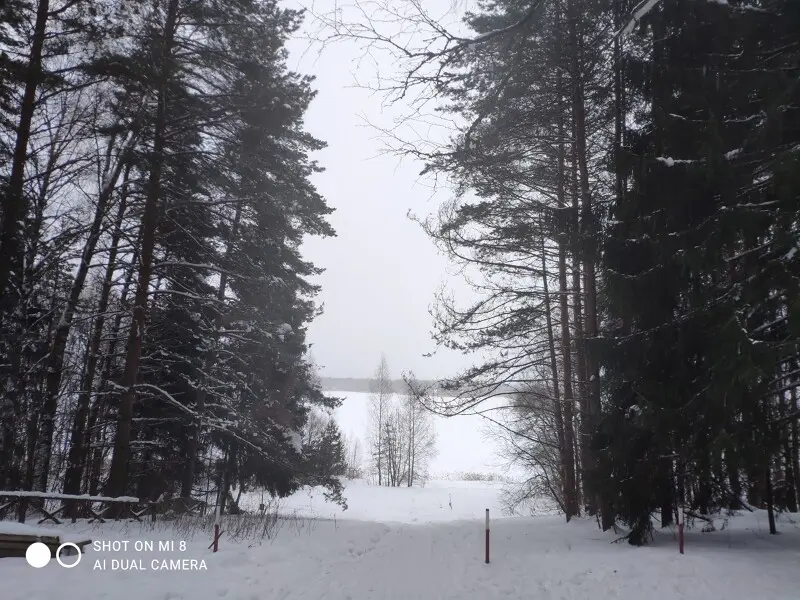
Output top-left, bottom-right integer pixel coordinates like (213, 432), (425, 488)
(368, 353), (394, 485)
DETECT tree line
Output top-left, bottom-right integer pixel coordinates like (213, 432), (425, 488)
(318, 0), (800, 543)
(0, 0), (345, 514)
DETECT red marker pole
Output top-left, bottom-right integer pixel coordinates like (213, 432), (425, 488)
(485, 508), (490, 564)
(678, 506), (684, 555)
(213, 505), (221, 553)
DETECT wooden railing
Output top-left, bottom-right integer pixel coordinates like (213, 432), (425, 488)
(0, 491), (156, 525)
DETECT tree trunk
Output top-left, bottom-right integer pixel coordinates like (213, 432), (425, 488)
(552, 0), (578, 521)
(0, 0), (50, 300)
(697, 449), (711, 515)
(573, 421), (582, 509)
(63, 166), (133, 501)
(182, 200), (243, 498)
(0, 0), (51, 488)
(570, 108), (590, 514)
(106, 0), (180, 499)
(765, 465), (777, 534)
(410, 409), (416, 486)
(747, 464), (764, 507)
(565, 17), (590, 516)
(221, 440), (238, 514)
(676, 460), (686, 522)
(86, 409), (110, 498)
(660, 457), (674, 527)
(727, 450), (743, 510)
(85, 232), (140, 493)
(377, 397), (383, 486)
(215, 447), (228, 516)
(792, 386), (800, 507)
(572, 246), (591, 511)
(36, 139), (133, 492)
(406, 398), (415, 487)
(779, 391), (798, 512)
(554, 151), (578, 519)
(612, 0), (625, 203)
(566, 0), (609, 529)
(542, 238), (568, 519)
(18, 411), (40, 521)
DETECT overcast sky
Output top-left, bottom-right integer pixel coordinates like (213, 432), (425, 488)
(285, 1), (476, 381)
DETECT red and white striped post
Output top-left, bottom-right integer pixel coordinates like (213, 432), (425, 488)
(485, 508), (490, 564)
(213, 505), (221, 553)
(678, 506), (684, 555)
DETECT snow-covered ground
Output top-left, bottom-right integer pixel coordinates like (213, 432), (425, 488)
(2, 478), (800, 600)
(2, 393), (798, 598)
(239, 479), (541, 522)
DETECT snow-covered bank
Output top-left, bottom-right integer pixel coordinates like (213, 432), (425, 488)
(240, 478), (541, 522)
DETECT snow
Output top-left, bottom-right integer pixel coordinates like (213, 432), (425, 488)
(276, 322), (293, 341)
(289, 429), (303, 453)
(0, 521), (91, 544)
(708, 0), (767, 11)
(618, 0), (765, 39)
(656, 156), (698, 167)
(1, 483), (799, 600)
(3, 392), (798, 598)
(239, 479), (526, 523)
(620, 0), (662, 36)
(0, 522), (64, 538)
(0, 491), (139, 502)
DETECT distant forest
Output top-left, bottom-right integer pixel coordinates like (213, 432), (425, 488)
(320, 377), (448, 396)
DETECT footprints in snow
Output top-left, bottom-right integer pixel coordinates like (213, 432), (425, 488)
(345, 527), (390, 558)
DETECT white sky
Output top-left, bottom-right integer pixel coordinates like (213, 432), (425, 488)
(287, 1), (476, 380)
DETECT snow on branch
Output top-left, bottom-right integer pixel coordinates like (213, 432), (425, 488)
(706, 0), (768, 12)
(618, 0), (662, 37)
(152, 261), (253, 281)
(451, 0), (546, 47)
(617, 0), (767, 38)
(655, 156), (698, 167)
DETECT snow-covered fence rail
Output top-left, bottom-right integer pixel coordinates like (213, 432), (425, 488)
(0, 491), (156, 525)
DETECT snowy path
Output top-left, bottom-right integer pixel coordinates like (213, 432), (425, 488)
(254, 517), (799, 600)
(4, 513), (798, 600)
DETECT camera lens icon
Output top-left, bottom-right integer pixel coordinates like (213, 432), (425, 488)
(26, 542), (82, 568)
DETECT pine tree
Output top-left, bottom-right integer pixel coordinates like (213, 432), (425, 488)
(0, 0), (342, 512)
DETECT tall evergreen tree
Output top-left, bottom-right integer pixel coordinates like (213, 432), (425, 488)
(0, 0), (342, 513)
(599, 0), (800, 544)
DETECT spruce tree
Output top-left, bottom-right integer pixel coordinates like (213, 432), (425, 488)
(599, 0), (800, 543)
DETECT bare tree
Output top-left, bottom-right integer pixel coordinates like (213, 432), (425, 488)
(485, 385), (565, 516)
(343, 433), (364, 479)
(383, 408), (406, 487)
(402, 373), (437, 486)
(302, 407), (330, 447)
(368, 353), (394, 485)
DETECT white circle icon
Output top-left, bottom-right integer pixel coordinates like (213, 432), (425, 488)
(25, 542), (51, 568)
(56, 542), (82, 568)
